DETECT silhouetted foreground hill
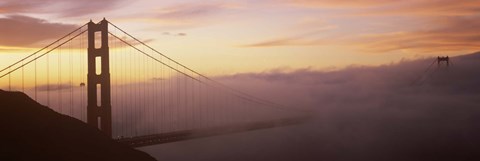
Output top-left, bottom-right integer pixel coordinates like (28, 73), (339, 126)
(0, 90), (157, 161)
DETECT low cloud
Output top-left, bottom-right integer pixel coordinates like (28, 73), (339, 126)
(161, 32), (187, 37)
(144, 52), (480, 161)
(218, 53), (480, 109)
(151, 77), (165, 81)
(36, 84), (74, 92)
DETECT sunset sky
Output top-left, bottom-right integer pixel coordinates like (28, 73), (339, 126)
(2, 2), (480, 160)
(1, 0), (479, 75)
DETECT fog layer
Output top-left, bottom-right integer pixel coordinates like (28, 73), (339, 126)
(142, 52), (480, 161)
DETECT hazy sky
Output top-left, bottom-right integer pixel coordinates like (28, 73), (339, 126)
(1, 0), (479, 75)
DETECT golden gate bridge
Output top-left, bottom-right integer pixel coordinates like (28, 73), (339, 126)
(0, 19), (311, 147)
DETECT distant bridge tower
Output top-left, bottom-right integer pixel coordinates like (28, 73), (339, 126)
(87, 19), (112, 137)
(437, 56), (449, 67)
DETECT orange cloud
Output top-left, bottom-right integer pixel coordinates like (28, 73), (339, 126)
(242, 14), (480, 53)
(244, 0), (480, 54)
(352, 0), (480, 17)
(354, 16), (480, 53)
(284, 0), (395, 8)
(284, 0), (480, 17)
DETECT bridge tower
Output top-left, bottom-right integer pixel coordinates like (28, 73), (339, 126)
(437, 56), (450, 67)
(87, 19), (112, 137)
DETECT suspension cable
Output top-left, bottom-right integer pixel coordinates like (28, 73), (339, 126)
(109, 31), (306, 112)
(0, 23), (87, 74)
(108, 21), (308, 113)
(0, 30), (87, 79)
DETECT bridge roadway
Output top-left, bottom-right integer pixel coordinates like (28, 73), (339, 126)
(116, 117), (312, 147)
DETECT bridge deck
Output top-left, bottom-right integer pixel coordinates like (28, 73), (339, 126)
(116, 117), (311, 147)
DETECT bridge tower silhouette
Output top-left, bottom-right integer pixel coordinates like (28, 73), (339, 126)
(87, 19), (112, 137)
(437, 56), (450, 68)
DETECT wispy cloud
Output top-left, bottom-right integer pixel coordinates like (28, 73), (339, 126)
(282, 0), (395, 8)
(241, 23), (336, 48)
(354, 16), (480, 53)
(151, 2), (241, 29)
(350, 0), (480, 17)
(283, 0), (480, 16)
(162, 32), (187, 37)
(156, 3), (225, 19)
(0, 0), (126, 17)
(241, 37), (326, 47)
(280, 0), (480, 18)
(108, 34), (155, 48)
(244, 0), (480, 53)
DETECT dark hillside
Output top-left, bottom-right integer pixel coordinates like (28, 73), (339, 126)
(0, 90), (157, 161)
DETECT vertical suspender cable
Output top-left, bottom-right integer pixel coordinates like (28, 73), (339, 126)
(35, 59), (37, 100)
(8, 67), (11, 91)
(59, 44), (62, 112)
(47, 50), (50, 106)
(70, 34), (73, 116)
(22, 61), (24, 92)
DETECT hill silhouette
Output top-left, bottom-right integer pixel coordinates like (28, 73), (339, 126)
(0, 90), (157, 161)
